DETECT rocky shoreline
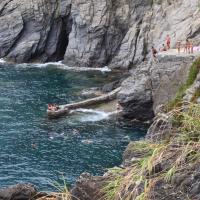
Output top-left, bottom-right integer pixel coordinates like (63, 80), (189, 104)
(1, 0), (200, 199)
(1, 51), (199, 200)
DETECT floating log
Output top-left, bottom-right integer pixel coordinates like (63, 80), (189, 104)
(47, 87), (121, 118)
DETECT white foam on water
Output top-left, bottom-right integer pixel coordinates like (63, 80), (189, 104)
(0, 58), (6, 63)
(34, 61), (64, 68)
(101, 66), (111, 72)
(56, 64), (111, 72)
(81, 139), (94, 144)
(15, 61), (111, 72)
(74, 108), (111, 122)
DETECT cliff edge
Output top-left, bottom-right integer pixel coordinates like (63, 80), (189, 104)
(0, 0), (200, 68)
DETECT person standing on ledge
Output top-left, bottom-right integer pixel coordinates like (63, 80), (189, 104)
(151, 46), (158, 62)
(189, 40), (193, 54)
(185, 39), (190, 53)
(166, 34), (171, 49)
(176, 40), (181, 53)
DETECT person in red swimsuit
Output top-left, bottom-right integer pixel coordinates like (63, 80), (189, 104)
(166, 34), (171, 50)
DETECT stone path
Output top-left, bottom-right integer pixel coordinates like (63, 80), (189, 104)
(158, 48), (200, 58)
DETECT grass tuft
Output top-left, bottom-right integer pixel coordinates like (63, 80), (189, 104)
(166, 58), (200, 110)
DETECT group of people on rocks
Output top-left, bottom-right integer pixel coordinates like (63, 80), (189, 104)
(177, 39), (193, 54)
(151, 34), (171, 59)
(48, 104), (60, 111)
(151, 34), (194, 62)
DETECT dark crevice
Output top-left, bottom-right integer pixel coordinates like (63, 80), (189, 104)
(48, 15), (72, 62)
(128, 19), (142, 68)
(0, 0), (15, 16)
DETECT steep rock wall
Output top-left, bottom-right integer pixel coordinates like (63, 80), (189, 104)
(0, 0), (72, 63)
(64, 0), (200, 68)
(118, 54), (196, 121)
(0, 0), (200, 66)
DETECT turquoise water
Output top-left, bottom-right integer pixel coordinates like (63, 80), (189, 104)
(0, 62), (146, 191)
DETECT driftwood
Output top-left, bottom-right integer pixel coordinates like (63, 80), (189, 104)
(47, 87), (121, 118)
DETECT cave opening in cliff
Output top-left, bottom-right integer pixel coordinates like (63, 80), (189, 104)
(54, 16), (72, 61)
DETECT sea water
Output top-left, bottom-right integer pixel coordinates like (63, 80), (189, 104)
(0, 62), (146, 191)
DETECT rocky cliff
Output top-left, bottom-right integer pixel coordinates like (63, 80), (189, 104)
(0, 0), (200, 67)
(118, 53), (197, 121)
(71, 58), (200, 200)
(1, 1), (200, 200)
(0, 0), (72, 62)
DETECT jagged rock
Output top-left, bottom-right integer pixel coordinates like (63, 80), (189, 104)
(184, 72), (200, 102)
(1, 0), (199, 67)
(117, 62), (154, 121)
(102, 81), (120, 93)
(0, 183), (37, 200)
(118, 54), (196, 121)
(0, 0), (72, 63)
(63, 0), (131, 68)
(71, 173), (107, 200)
(64, 0), (200, 68)
(146, 112), (173, 142)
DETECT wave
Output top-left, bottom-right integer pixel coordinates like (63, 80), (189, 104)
(72, 108), (118, 122)
(73, 108), (110, 122)
(0, 58), (6, 63)
(81, 139), (94, 144)
(14, 61), (111, 72)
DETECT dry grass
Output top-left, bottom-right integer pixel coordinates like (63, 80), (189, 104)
(102, 102), (200, 200)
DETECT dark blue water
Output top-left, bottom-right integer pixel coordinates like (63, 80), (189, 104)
(0, 62), (146, 191)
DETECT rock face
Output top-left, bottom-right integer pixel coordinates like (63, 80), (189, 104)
(71, 173), (107, 200)
(0, 0), (72, 63)
(118, 53), (196, 121)
(64, 0), (200, 68)
(64, 0), (152, 68)
(0, 0), (200, 66)
(0, 184), (37, 200)
(184, 71), (200, 103)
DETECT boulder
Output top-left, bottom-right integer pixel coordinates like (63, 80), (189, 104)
(0, 184), (37, 200)
(71, 173), (107, 200)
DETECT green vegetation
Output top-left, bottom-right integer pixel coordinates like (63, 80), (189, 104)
(191, 87), (200, 102)
(166, 58), (200, 110)
(102, 103), (200, 200)
(47, 176), (79, 200)
(102, 175), (124, 200)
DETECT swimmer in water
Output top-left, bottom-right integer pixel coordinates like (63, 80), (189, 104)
(31, 143), (37, 149)
(117, 102), (122, 111)
(72, 129), (79, 135)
